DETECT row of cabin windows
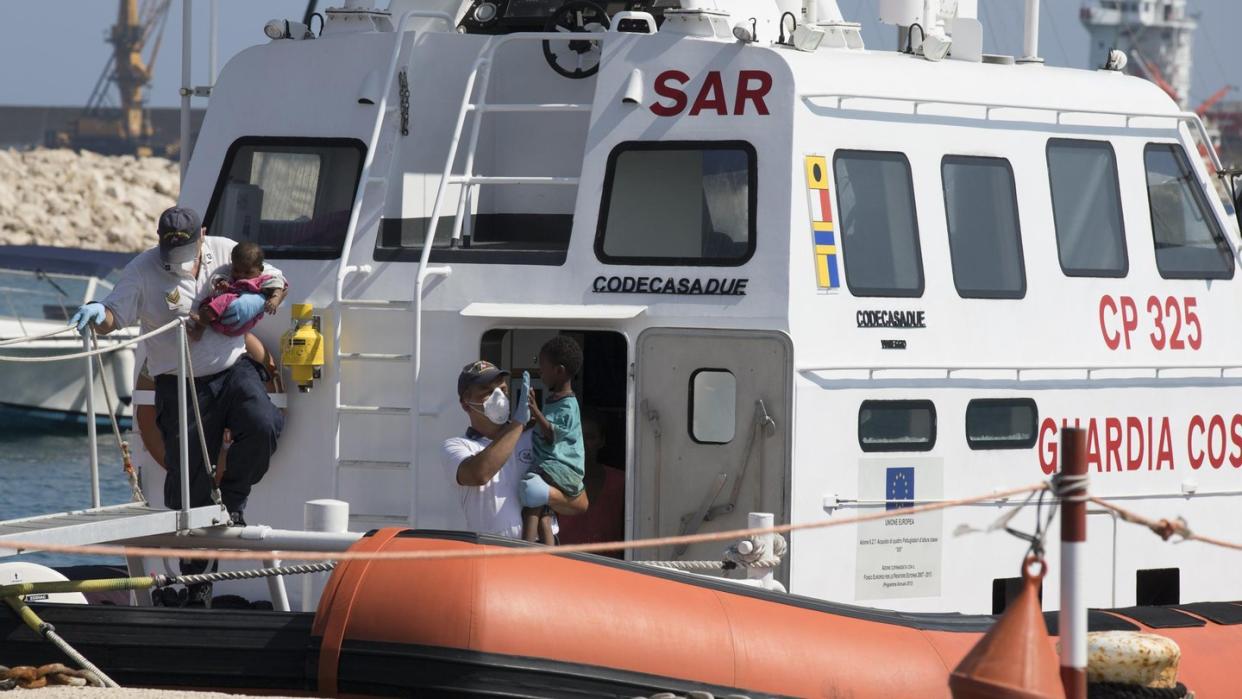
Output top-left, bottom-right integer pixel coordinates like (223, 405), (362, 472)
(840, 142), (1234, 299)
(857, 398), (1038, 452)
(687, 371), (1039, 452)
(202, 138), (1233, 283)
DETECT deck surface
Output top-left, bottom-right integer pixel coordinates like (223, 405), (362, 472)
(0, 503), (228, 555)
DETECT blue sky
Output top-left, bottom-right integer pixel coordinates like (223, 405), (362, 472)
(0, 1), (1238, 108)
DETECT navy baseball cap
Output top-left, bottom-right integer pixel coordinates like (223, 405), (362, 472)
(157, 206), (202, 265)
(457, 360), (509, 397)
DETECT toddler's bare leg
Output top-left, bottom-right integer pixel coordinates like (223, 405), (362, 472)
(538, 511), (555, 546)
(521, 506), (542, 543)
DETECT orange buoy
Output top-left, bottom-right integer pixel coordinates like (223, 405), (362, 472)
(950, 556), (1065, 699)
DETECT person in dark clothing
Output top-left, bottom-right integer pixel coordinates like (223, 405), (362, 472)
(70, 206), (286, 606)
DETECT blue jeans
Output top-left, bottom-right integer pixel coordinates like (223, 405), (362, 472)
(155, 357), (283, 514)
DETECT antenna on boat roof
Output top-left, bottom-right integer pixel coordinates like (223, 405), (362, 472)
(875, 0), (1038, 64)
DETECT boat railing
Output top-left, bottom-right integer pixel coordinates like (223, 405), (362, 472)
(800, 92), (1225, 173)
(0, 319), (200, 524)
(798, 362), (1242, 381)
(0, 268), (116, 333)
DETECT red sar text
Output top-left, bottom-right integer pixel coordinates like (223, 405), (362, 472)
(650, 70), (773, 117)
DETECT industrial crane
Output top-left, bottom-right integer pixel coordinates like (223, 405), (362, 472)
(48, 0), (171, 156)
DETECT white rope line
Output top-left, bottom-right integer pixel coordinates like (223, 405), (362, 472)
(0, 324), (78, 347)
(182, 336), (226, 509)
(0, 482), (1049, 561)
(0, 320), (179, 362)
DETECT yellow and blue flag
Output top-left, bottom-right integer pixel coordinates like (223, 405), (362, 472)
(804, 155), (840, 291)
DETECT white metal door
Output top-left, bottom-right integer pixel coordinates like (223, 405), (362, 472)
(634, 328), (791, 564)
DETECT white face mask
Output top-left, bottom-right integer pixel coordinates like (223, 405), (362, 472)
(473, 387), (510, 425)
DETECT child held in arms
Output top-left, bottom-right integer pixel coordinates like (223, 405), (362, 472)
(189, 241), (287, 340)
(513, 335), (585, 544)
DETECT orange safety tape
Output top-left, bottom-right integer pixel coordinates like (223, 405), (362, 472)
(0, 482), (1048, 562)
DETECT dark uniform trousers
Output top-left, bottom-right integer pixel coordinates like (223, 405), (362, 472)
(155, 356), (284, 515)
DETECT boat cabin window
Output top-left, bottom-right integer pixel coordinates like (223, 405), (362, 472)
(834, 151), (924, 297)
(858, 400), (936, 452)
(204, 137), (365, 260)
(1047, 140), (1128, 277)
(942, 156), (1026, 298)
(595, 141), (756, 266)
(1143, 144), (1234, 279)
(965, 398), (1038, 450)
(689, 369), (736, 444)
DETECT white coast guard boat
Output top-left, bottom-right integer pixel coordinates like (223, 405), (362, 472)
(3, 0), (1242, 695)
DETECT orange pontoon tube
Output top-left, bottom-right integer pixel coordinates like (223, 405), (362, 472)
(312, 530), (1242, 697)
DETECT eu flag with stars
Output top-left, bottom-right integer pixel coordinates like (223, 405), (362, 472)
(886, 467), (915, 511)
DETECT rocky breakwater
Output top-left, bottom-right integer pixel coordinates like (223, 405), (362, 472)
(0, 148), (179, 251)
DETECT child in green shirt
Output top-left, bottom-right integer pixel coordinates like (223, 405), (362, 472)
(515, 335), (585, 544)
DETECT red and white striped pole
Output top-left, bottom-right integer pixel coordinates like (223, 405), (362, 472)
(1059, 427), (1088, 699)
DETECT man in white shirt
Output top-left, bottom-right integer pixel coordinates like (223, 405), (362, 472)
(443, 360), (587, 538)
(70, 207), (285, 526)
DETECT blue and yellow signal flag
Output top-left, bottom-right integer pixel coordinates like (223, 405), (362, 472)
(804, 155), (840, 291)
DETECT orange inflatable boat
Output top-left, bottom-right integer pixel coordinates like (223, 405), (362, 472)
(312, 530), (1242, 698)
(3, 529), (1240, 697)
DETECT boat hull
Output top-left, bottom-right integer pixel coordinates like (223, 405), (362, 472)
(3, 530), (1240, 697)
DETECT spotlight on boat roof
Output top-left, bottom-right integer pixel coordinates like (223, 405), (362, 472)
(732, 19), (756, 44)
(264, 19), (313, 41)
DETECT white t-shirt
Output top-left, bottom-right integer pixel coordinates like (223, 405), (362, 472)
(103, 236), (283, 376)
(442, 428), (556, 539)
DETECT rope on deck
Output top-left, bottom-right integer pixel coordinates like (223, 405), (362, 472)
(0, 319), (179, 362)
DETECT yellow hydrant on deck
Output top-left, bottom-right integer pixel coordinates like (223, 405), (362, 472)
(281, 303), (323, 392)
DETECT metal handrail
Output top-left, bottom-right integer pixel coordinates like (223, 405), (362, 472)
(798, 362), (1242, 380)
(0, 319), (190, 521)
(410, 30), (606, 520)
(327, 9), (455, 507)
(332, 8), (456, 306)
(800, 92), (1224, 172)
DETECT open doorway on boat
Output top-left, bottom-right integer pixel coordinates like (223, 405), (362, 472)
(481, 329), (628, 556)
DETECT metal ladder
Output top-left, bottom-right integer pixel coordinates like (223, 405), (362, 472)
(331, 24), (604, 526)
(403, 30), (602, 517)
(330, 10), (454, 528)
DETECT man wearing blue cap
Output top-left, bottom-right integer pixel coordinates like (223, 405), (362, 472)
(70, 206), (286, 604)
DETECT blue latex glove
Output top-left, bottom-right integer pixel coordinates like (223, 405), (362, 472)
(511, 370), (531, 424)
(219, 293), (265, 328)
(518, 472), (550, 508)
(69, 302), (106, 334)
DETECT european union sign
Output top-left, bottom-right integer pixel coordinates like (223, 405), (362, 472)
(886, 467), (914, 511)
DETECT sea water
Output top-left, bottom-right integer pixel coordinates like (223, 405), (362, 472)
(0, 420), (132, 567)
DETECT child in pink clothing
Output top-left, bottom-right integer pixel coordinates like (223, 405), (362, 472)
(188, 241), (287, 339)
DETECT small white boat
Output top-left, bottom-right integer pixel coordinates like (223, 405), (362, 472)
(0, 246), (137, 428)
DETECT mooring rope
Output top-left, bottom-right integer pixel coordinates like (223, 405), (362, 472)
(0, 482), (1050, 562)
(181, 333), (226, 511)
(1088, 496), (1242, 552)
(0, 324), (78, 347)
(0, 319), (179, 363)
(3, 597), (118, 688)
(89, 330), (145, 504)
